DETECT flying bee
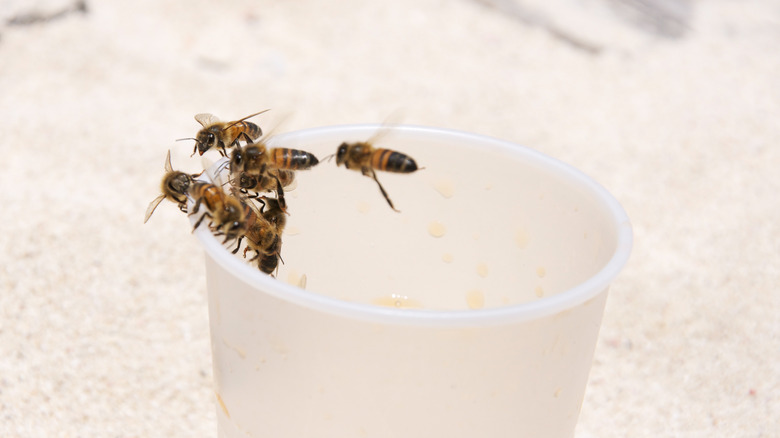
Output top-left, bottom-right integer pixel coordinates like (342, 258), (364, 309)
(334, 138), (420, 212)
(144, 150), (198, 223)
(191, 109), (270, 156)
(230, 143), (319, 211)
(188, 181), (250, 244)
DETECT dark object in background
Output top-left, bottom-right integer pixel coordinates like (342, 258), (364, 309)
(6, 0), (88, 27)
(608, 0), (692, 39)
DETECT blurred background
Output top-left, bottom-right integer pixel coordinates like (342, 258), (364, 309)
(0, 0), (777, 436)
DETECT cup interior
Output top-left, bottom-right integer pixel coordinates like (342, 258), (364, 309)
(192, 125), (632, 325)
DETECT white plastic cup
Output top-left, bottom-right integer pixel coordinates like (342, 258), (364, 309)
(191, 125), (632, 438)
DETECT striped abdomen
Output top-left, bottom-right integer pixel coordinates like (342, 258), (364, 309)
(269, 148), (319, 170)
(370, 148), (418, 173)
(226, 121), (262, 144)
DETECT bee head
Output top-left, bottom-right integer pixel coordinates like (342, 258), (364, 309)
(335, 142), (349, 166)
(230, 147), (244, 170)
(195, 128), (219, 155)
(165, 172), (192, 202)
(238, 172), (256, 189)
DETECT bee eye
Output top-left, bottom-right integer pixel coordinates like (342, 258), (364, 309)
(207, 133), (216, 143)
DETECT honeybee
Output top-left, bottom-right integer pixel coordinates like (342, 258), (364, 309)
(192, 110), (270, 156)
(230, 143), (319, 210)
(188, 181), (250, 244)
(233, 169), (294, 199)
(258, 196), (287, 233)
(257, 252), (281, 276)
(243, 212), (283, 275)
(230, 143), (319, 174)
(144, 150), (197, 223)
(335, 138), (419, 212)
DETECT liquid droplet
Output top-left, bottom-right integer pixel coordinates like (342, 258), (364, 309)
(428, 221), (446, 238)
(466, 289), (485, 309)
(476, 263), (489, 278)
(357, 201), (370, 214)
(515, 228), (529, 248)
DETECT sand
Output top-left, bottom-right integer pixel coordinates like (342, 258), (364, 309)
(0, 0), (777, 436)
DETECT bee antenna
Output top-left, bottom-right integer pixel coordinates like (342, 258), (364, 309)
(176, 137), (199, 142)
(322, 153), (335, 162)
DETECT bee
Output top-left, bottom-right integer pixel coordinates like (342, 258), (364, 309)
(188, 181), (250, 244)
(231, 143), (319, 174)
(192, 110), (270, 156)
(144, 150), (197, 223)
(335, 138), (419, 212)
(231, 196), (287, 275)
(258, 196), (287, 234)
(230, 143), (319, 210)
(233, 169), (295, 199)
(243, 213), (283, 275)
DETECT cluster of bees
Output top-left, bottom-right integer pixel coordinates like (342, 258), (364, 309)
(145, 111), (420, 276)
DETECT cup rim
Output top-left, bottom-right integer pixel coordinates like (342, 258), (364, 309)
(191, 124), (633, 327)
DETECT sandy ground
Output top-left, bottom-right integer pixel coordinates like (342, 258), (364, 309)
(0, 0), (778, 436)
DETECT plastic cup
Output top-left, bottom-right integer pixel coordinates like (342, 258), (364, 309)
(191, 125), (632, 438)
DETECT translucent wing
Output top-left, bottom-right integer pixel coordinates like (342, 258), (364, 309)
(222, 109), (271, 131)
(365, 111), (404, 145)
(201, 156), (231, 187)
(144, 194), (166, 224)
(163, 149), (173, 173)
(194, 113), (220, 128)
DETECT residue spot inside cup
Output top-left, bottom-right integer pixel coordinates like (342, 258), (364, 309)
(515, 228), (529, 248)
(428, 221), (446, 238)
(536, 267), (546, 278)
(433, 179), (454, 198)
(476, 263), (489, 278)
(442, 253), (454, 263)
(535, 285), (545, 297)
(466, 289), (485, 309)
(357, 201), (370, 214)
(215, 391), (231, 418)
(373, 294), (422, 309)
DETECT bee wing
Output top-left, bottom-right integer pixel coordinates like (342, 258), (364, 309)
(258, 111), (294, 147)
(194, 113), (220, 128)
(366, 112), (404, 145)
(164, 149), (173, 173)
(201, 156), (231, 187)
(220, 109), (271, 133)
(144, 194), (166, 224)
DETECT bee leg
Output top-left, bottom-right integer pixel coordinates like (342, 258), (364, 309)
(192, 211), (213, 231)
(274, 177), (288, 213)
(239, 132), (254, 145)
(231, 236), (243, 254)
(369, 169), (400, 212)
(187, 198), (203, 217)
